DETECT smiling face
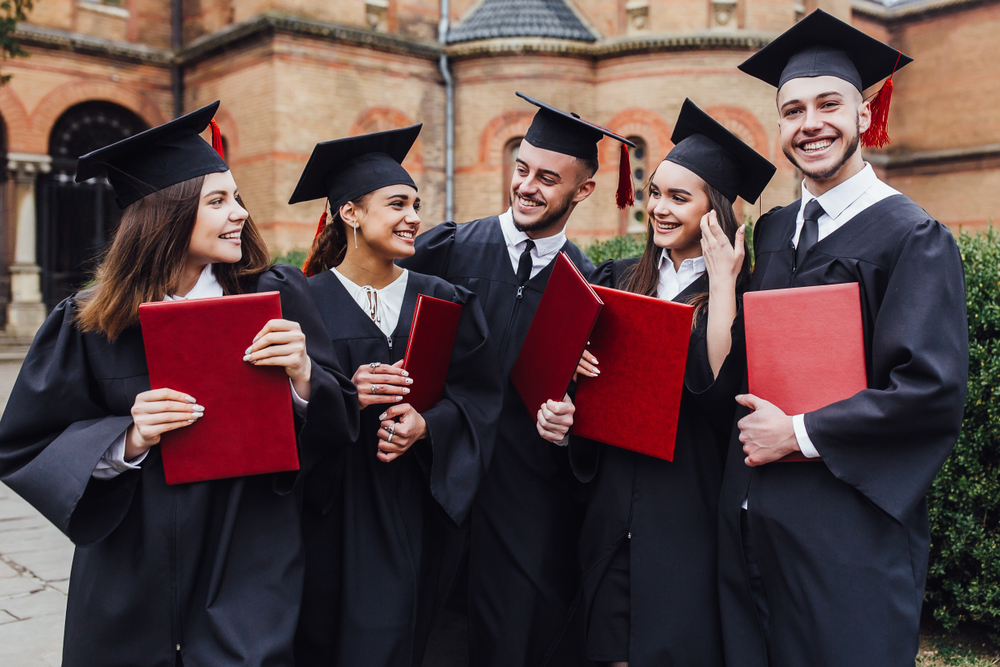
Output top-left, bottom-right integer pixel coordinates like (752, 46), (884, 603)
(646, 160), (711, 266)
(508, 140), (596, 237)
(777, 75), (870, 194)
(185, 170), (248, 269)
(343, 184), (421, 261)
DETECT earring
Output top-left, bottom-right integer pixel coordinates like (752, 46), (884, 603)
(353, 223), (358, 249)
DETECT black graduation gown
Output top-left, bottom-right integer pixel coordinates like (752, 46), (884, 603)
(296, 269), (502, 667)
(717, 195), (969, 667)
(562, 258), (741, 667)
(399, 217), (596, 667)
(0, 264), (360, 667)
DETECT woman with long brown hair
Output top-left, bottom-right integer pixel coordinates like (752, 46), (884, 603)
(289, 126), (502, 667)
(538, 100), (775, 666)
(0, 102), (359, 667)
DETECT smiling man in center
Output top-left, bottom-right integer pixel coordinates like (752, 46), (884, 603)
(401, 92), (634, 667)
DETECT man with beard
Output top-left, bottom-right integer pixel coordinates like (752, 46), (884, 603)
(716, 10), (969, 667)
(400, 92), (634, 667)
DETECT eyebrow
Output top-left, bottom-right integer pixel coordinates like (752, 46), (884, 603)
(666, 187), (692, 196)
(516, 158), (562, 181)
(203, 190), (229, 199)
(780, 91), (845, 112)
(386, 193), (413, 201)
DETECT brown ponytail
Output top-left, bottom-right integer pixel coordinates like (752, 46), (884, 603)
(302, 193), (373, 276)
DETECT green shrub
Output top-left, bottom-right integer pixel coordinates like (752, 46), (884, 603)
(272, 248), (308, 271)
(925, 225), (1000, 642)
(583, 234), (646, 265)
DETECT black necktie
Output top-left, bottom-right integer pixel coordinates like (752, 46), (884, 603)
(795, 199), (825, 270)
(516, 240), (536, 285)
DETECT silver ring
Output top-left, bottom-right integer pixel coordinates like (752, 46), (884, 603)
(371, 385), (380, 394)
(369, 361), (380, 370)
(387, 432), (394, 443)
(387, 423), (395, 435)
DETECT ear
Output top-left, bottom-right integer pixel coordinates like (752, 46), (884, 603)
(857, 93), (872, 135)
(572, 178), (597, 204)
(340, 201), (360, 227)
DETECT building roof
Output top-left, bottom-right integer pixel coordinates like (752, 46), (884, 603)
(446, 0), (598, 44)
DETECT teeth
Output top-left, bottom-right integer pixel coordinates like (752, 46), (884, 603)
(802, 140), (832, 153)
(219, 231), (241, 239)
(518, 196), (541, 208)
(394, 230), (414, 239)
(656, 222), (681, 231)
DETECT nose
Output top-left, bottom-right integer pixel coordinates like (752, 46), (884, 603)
(406, 207), (421, 224)
(232, 199), (249, 222)
(649, 194), (671, 219)
(802, 105), (825, 133)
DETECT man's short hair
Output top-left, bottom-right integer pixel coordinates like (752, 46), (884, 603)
(576, 156), (599, 180)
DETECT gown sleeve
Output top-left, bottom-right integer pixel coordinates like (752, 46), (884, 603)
(0, 298), (137, 546)
(260, 265), (361, 492)
(804, 218), (969, 522)
(416, 285), (503, 525)
(683, 301), (746, 416)
(396, 222), (458, 277)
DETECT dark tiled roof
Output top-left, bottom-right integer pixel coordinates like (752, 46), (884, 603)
(447, 0), (598, 44)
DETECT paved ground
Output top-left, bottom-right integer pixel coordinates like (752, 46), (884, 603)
(0, 361), (71, 667)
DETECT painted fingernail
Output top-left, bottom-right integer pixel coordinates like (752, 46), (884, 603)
(395, 396), (402, 401)
(379, 413), (387, 420)
(245, 346), (252, 355)
(405, 378), (413, 385)
(253, 334), (261, 343)
(185, 396), (196, 404)
(403, 388), (410, 393)
(188, 419), (196, 424)
(401, 370), (409, 377)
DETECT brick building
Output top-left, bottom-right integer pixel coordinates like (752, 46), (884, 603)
(0, 0), (997, 335)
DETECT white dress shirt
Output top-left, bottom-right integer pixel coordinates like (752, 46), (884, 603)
(93, 264), (309, 479)
(657, 251), (706, 301)
(332, 267), (409, 339)
(498, 209), (566, 281)
(790, 163), (899, 459)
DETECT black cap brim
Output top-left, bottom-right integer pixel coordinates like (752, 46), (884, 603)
(288, 124), (421, 210)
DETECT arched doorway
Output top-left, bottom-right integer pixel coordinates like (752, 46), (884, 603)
(37, 102), (147, 310)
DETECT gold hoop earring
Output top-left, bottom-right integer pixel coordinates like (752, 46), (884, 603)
(353, 223), (358, 249)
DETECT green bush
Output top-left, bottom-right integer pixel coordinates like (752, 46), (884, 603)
(581, 226), (1000, 642)
(925, 225), (1000, 642)
(272, 248), (308, 271)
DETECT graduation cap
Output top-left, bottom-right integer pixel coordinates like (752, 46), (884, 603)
(288, 124), (421, 276)
(516, 92), (638, 209)
(738, 9), (912, 148)
(76, 101), (228, 209)
(664, 99), (775, 204)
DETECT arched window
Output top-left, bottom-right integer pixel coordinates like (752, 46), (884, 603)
(502, 136), (522, 210)
(37, 102), (147, 309)
(623, 136), (648, 235)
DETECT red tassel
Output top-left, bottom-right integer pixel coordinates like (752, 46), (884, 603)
(302, 210), (328, 277)
(209, 119), (225, 159)
(616, 143), (634, 210)
(861, 51), (901, 149)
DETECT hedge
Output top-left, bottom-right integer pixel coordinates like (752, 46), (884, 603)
(582, 225), (1000, 641)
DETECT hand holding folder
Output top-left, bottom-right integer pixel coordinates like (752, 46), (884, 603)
(743, 282), (868, 462)
(139, 292), (300, 484)
(401, 294), (463, 414)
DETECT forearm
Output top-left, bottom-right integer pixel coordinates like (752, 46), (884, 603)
(706, 283), (738, 379)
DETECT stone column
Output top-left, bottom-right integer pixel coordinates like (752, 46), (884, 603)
(5, 153), (51, 338)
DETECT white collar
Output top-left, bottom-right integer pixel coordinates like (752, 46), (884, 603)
(658, 250), (706, 276)
(165, 264), (223, 301)
(801, 163), (879, 220)
(498, 208), (567, 257)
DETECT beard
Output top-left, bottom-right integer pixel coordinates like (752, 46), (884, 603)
(510, 189), (576, 234)
(783, 117), (861, 181)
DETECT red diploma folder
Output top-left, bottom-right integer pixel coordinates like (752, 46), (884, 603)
(511, 252), (604, 416)
(401, 294), (463, 414)
(743, 282), (867, 462)
(139, 292), (299, 484)
(572, 286), (693, 461)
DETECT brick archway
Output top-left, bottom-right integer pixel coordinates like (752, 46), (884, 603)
(601, 108), (673, 166)
(476, 110), (534, 171)
(208, 106), (240, 163)
(349, 107), (424, 173)
(0, 86), (32, 153)
(703, 105), (770, 160)
(31, 81), (165, 155)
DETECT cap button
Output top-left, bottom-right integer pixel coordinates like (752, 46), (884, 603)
(571, 112), (580, 118)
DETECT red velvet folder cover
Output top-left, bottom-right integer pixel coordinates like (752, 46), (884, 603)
(743, 282), (867, 462)
(572, 286), (694, 461)
(511, 252), (604, 416)
(401, 294), (463, 414)
(138, 292), (299, 484)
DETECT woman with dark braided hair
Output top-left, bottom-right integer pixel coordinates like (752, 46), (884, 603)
(539, 100), (775, 666)
(289, 126), (503, 667)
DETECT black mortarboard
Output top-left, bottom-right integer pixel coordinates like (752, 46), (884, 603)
(76, 101), (228, 209)
(738, 9), (911, 147)
(516, 92), (638, 209)
(287, 124), (421, 211)
(664, 99), (775, 204)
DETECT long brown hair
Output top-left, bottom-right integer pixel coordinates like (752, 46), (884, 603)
(302, 193), (373, 276)
(75, 174), (271, 340)
(621, 176), (750, 326)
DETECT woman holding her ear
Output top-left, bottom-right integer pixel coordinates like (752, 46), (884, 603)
(539, 100), (775, 667)
(290, 126), (503, 667)
(0, 102), (359, 667)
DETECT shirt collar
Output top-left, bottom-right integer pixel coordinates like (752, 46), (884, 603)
(165, 264), (223, 301)
(800, 162), (879, 220)
(658, 249), (706, 277)
(499, 208), (566, 259)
